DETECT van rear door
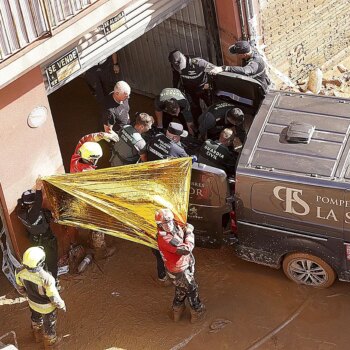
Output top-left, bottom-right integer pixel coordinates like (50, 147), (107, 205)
(189, 163), (233, 247)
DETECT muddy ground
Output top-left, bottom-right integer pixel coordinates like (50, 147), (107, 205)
(2, 65), (350, 349)
(2, 238), (350, 350)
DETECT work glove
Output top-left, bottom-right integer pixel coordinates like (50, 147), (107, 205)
(58, 300), (66, 312)
(16, 287), (27, 298)
(208, 66), (224, 75)
(185, 223), (194, 235)
(103, 131), (119, 143)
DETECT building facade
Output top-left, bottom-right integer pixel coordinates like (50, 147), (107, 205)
(1, 0), (349, 263)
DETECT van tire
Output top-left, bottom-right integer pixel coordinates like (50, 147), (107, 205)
(282, 253), (336, 288)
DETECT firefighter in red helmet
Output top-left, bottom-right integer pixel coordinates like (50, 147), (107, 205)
(155, 208), (206, 323)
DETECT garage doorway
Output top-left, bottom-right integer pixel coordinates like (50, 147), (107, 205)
(48, 0), (220, 171)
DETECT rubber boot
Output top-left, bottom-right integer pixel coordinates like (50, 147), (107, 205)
(43, 334), (61, 349)
(93, 245), (116, 260)
(90, 231), (106, 249)
(91, 231), (116, 260)
(104, 246), (116, 258)
(31, 323), (43, 343)
(172, 303), (186, 322)
(190, 305), (206, 324)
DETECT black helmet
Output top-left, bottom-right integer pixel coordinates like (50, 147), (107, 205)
(229, 41), (251, 54)
(21, 189), (36, 205)
(227, 108), (244, 126)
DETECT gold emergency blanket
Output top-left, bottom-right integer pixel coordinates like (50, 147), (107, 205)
(43, 158), (192, 249)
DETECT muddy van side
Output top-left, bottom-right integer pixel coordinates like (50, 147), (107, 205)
(192, 72), (350, 287)
(234, 90), (350, 287)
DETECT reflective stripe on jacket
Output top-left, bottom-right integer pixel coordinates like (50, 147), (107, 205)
(157, 223), (195, 273)
(16, 268), (63, 314)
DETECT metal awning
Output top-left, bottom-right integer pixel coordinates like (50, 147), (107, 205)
(41, 0), (192, 94)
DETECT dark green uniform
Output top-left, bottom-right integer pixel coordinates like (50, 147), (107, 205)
(111, 124), (146, 166)
(198, 139), (238, 177)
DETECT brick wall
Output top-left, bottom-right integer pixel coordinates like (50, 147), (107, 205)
(260, 0), (350, 84)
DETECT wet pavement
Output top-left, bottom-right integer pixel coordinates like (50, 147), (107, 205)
(1, 239), (350, 349)
(2, 74), (350, 350)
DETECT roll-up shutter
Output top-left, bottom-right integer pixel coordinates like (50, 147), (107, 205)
(42, 0), (193, 94)
(118, 0), (217, 96)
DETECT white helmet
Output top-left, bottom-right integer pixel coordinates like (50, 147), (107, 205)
(79, 142), (103, 165)
(22, 246), (46, 271)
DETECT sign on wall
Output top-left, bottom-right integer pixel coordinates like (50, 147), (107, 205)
(45, 48), (81, 88)
(42, 0), (195, 93)
(103, 11), (126, 36)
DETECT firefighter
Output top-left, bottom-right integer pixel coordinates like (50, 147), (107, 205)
(15, 246), (66, 348)
(198, 128), (239, 177)
(110, 112), (154, 166)
(154, 88), (195, 135)
(70, 131), (118, 257)
(17, 179), (58, 283)
(168, 50), (214, 123)
(146, 122), (189, 161)
(70, 131), (118, 172)
(155, 208), (206, 323)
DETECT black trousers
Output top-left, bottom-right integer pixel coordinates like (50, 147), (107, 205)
(151, 249), (166, 279)
(30, 308), (57, 336)
(84, 57), (117, 106)
(185, 89), (211, 126)
(32, 234), (58, 280)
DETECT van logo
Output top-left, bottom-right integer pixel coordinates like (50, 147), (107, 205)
(273, 186), (310, 216)
(189, 206), (198, 216)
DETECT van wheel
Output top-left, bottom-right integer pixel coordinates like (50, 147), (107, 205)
(282, 253), (336, 288)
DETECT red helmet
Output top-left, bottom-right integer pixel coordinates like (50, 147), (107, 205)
(155, 208), (174, 224)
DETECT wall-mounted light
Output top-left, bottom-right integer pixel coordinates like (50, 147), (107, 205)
(27, 106), (48, 128)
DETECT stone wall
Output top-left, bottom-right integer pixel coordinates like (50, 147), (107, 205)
(260, 0), (350, 85)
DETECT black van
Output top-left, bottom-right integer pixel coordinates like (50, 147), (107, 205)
(189, 72), (350, 288)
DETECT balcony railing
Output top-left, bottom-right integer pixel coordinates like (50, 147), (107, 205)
(0, 0), (98, 62)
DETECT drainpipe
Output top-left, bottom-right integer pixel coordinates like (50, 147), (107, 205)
(0, 185), (20, 259)
(237, 0), (247, 41)
(244, 0), (256, 45)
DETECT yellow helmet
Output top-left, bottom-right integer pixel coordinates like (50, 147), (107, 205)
(79, 142), (103, 165)
(22, 246), (46, 270)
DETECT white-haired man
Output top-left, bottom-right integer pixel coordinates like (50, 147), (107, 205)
(102, 80), (131, 133)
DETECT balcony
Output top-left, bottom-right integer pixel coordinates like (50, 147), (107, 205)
(0, 0), (99, 62)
